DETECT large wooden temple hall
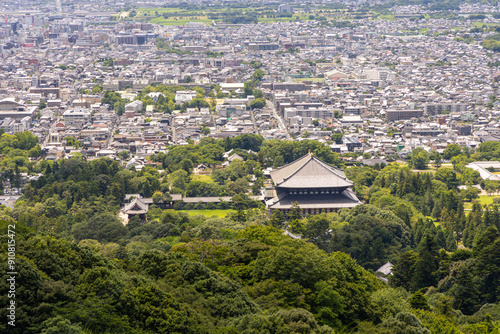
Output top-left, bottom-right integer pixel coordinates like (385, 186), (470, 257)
(266, 153), (361, 215)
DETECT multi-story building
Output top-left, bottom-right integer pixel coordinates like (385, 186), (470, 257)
(202, 58), (241, 68)
(365, 67), (396, 81)
(115, 35), (134, 45)
(248, 43), (280, 51)
(217, 105), (247, 118)
(284, 107), (335, 120)
(63, 108), (92, 128)
(124, 101), (143, 114)
(343, 136), (363, 152)
(175, 91), (198, 103)
(0, 98), (37, 121)
(0, 118), (27, 134)
(278, 4), (294, 14)
(262, 82), (307, 92)
(424, 103), (468, 115)
(386, 109), (424, 121)
(344, 106), (367, 115)
(457, 125), (471, 136)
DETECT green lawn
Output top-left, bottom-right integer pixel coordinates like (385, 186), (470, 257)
(476, 195), (498, 205)
(136, 7), (323, 26)
(378, 14), (395, 21)
(411, 169), (436, 173)
(138, 6), (305, 26)
(472, 22), (496, 28)
(419, 163), (453, 171)
(168, 173), (214, 185)
(150, 17), (212, 25)
(178, 209), (236, 218)
(138, 7), (189, 14)
(464, 195), (500, 210)
(410, 163), (453, 172)
(191, 174), (214, 183)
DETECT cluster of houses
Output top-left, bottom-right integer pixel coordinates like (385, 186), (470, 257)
(2, 8), (500, 161)
(3, 1), (500, 210)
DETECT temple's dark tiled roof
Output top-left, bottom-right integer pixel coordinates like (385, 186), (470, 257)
(267, 153), (361, 211)
(270, 153), (353, 189)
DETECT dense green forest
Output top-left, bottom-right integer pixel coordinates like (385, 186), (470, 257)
(1, 132), (500, 333)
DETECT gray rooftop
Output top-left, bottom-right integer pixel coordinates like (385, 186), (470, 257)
(270, 153), (353, 189)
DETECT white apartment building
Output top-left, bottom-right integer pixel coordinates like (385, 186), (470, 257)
(63, 108), (92, 128)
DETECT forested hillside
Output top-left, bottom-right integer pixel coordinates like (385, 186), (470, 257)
(1, 132), (500, 333)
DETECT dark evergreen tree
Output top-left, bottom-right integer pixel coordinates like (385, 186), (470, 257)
(409, 291), (430, 310)
(412, 234), (440, 291)
(269, 210), (285, 228)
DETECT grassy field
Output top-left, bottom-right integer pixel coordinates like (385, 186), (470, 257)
(132, 6), (371, 27)
(472, 22), (497, 28)
(167, 174), (214, 185)
(150, 15), (311, 25)
(138, 7), (189, 14)
(408, 163), (454, 173)
(136, 7), (322, 26)
(388, 162), (454, 171)
(378, 14), (395, 21)
(136, 7), (211, 25)
(411, 169), (436, 173)
(464, 195), (500, 210)
(178, 209), (236, 218)
(150, 17), (212, 25)
(191, 174), (214, 183)
(416, 163), (454, 172)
